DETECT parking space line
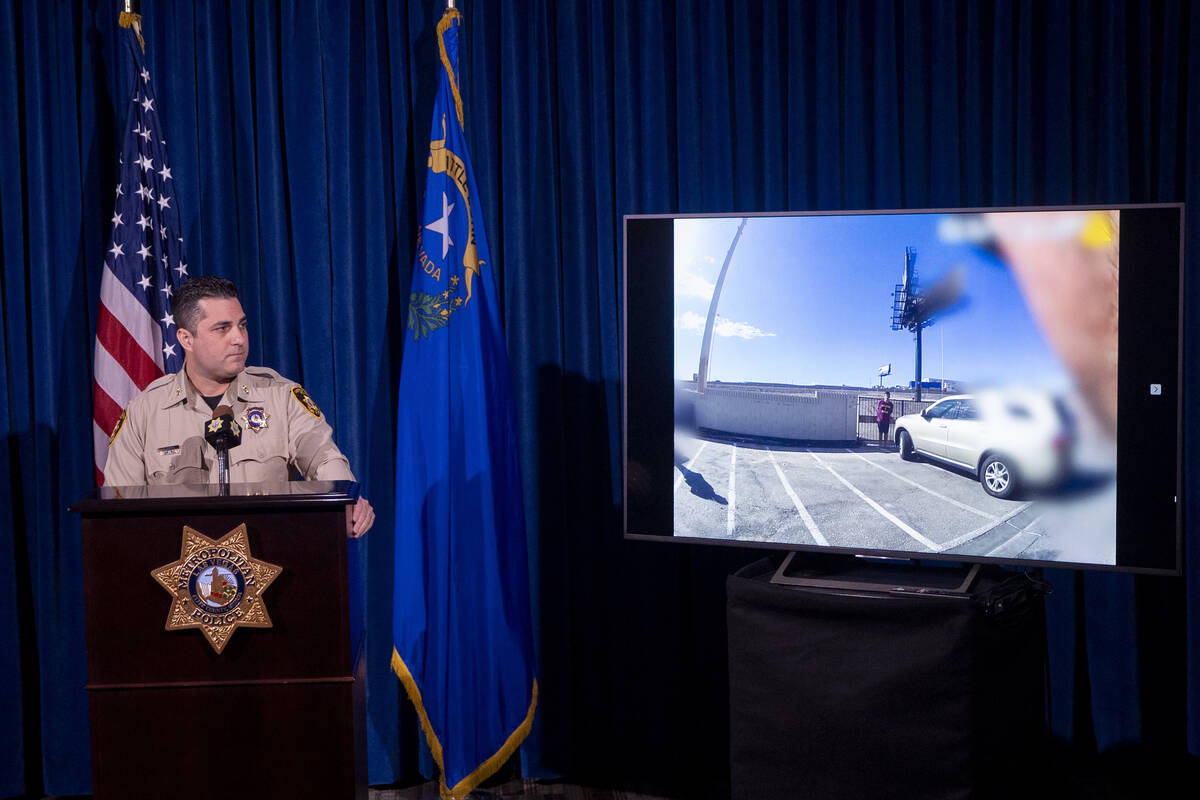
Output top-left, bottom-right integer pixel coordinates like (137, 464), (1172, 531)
(808, 450), (941, 551)
(767, 448), (828, 546)
(850, 451), (999, 520)
(939, 502), (1034, 551)
(674, 441), (709, 493)
(727, 446), (737, 536)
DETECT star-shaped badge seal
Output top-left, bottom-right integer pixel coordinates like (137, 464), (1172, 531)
(151, 524), (282, 654)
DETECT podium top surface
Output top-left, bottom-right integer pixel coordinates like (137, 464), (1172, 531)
(71, 480), (359, 515)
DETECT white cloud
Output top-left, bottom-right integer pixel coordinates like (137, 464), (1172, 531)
(675, 311), (773, 340)
(714, 317), (774, 339)
(674, 261), (716, 300)
(677, 310), (706, 333)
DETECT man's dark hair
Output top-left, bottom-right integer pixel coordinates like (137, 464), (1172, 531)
(174, 276), (239, 333)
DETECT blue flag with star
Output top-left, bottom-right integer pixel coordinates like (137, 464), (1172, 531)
(392, 9), (536, 800)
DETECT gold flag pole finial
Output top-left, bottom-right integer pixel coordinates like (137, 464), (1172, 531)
(119, 0), (145, 53)
(446, 0), (456, 9)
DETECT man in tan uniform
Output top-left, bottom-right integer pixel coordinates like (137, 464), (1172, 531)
(104, 275), (375, 536)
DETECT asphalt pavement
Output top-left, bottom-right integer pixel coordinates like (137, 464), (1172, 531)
(673, 433), (1115, 565)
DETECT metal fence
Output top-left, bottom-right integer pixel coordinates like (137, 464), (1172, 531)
(855, 394), (938, 442)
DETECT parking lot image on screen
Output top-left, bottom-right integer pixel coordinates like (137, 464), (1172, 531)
(672, 211), (1119, 566)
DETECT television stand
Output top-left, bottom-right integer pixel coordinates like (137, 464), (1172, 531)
(770, 550), (981, 596)
(729, 557), (1047, 800)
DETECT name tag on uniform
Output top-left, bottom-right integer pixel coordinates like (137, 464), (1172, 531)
(157, 445), (181, 456)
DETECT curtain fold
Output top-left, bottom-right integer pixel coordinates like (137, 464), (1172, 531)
(1, 1), (1196, 795)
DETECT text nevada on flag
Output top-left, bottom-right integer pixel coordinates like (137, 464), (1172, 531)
(391, 8), (537, 800)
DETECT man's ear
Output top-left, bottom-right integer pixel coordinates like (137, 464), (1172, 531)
(177, 327), (194, 353)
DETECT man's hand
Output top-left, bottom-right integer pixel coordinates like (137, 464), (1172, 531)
(347, 496), (375, 538)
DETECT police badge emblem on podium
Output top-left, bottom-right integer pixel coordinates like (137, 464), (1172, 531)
(151, 523), (282, 654)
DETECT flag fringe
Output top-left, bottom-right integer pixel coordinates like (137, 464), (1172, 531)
(391, 648), (538, 800)
(118, 11), (145, 53)
(436, 8), (466, 132)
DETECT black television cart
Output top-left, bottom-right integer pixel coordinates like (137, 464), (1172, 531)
(727, 557), (1047, 800)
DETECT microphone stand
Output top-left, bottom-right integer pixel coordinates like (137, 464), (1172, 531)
(216, 448), (230, 496)
(205, 405), (242, 497)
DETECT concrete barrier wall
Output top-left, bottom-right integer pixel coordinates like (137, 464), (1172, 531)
(682, 386), (858, 442)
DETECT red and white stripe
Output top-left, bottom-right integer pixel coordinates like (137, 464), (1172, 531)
(92, 262), (166, 484)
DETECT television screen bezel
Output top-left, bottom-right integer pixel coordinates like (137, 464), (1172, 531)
(622, 204), (1184, 576)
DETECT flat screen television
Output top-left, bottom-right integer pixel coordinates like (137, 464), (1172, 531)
(623, 205), (1183, 575)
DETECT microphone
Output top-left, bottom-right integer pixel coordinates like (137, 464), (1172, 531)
(204, 405), (242, 492)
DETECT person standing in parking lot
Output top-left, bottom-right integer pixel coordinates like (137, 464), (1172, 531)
(876, 391), (894, 443)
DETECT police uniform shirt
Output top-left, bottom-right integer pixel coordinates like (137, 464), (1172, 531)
(104, 365), (355, 486)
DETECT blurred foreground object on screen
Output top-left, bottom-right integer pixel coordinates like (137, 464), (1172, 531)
(985, 210), (1119, 439)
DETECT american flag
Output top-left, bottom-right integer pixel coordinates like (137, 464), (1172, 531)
(92, 15), (189, 484)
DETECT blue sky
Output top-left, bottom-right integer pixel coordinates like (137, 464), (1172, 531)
(673, 213), (1072, 389)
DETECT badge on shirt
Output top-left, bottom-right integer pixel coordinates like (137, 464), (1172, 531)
(241, 406), (270, 433)
(291, 386), (322, 419)
(108, 408), (127, 446)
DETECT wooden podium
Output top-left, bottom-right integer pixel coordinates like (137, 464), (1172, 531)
(72, 481), (366, 800)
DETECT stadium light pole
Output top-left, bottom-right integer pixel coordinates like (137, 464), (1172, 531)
(891, 247), (963, 403)
(892, 248), (964, 402)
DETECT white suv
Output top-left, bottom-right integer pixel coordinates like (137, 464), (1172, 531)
(893, 391), (1072, 499)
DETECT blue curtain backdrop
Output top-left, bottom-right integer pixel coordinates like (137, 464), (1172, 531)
(1, 0), (1197, 796)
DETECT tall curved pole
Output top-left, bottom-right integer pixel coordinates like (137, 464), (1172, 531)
(697, 218), (747, 393)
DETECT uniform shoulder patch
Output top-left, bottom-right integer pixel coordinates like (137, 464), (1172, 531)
(108, 408), (128, 446)
(291, 386), (322, 419)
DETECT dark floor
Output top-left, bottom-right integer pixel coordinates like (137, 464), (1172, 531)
(33, 746), (1200, 800)
(370, 746), (1200, 800)
(375, 780), (674, 800)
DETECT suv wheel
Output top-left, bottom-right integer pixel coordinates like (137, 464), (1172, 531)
(980, 454), (1017, 499)
(898, 430), (917, 461)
